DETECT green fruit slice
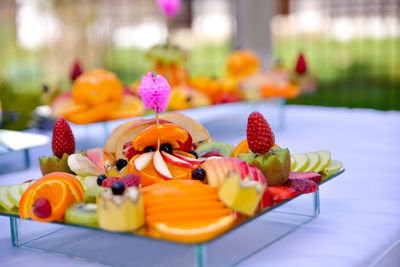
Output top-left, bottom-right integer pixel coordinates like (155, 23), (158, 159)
(195, 142), (235, 157)
(65, 202), (98, 227)
(0, 186), (15, 211)
(314, 150), (331, 173)
(322, 160), (343, 176)
(7, 184), (22, 207)
(19, 182), (31, 194)
(304, 152), (320, 172)
(290, 155), (296, 171)
(292, 153), (309, 172)
(84, 187), (106, 203)
(83, 176), (98, 188)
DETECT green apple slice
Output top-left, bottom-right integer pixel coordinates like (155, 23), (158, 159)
(7, 184), (22, 207)
(20, 182), (31, 194)
(290, 155), (296, 171)
(314, 150), (331, 172)
(304, 152), (320, 172)
(83, 176), (99, 188)
(292, 153), (309, 172)
(322, 160), (343, 176)
(0, 186), (15, 211)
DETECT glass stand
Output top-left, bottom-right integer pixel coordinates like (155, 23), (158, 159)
(9, 190), (318, 267)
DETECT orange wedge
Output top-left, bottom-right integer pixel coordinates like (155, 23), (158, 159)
(232, 139), (250, 157)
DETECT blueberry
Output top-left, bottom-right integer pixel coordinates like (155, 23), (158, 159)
(160, 143), (173, 154)
(97, 174), (107, 186)
(189, 150), (199, 159)
(144, 146), (156, 152)
(115, 159), (128, 171)
(192, 168), (206, 181)
(111, 181), (125, 195)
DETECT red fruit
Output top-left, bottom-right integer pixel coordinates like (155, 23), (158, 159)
(285, 178), (318, 194)
(23, 179), (34, 184)
(267, 186), (297, 205)
(70, 60), (83, 81)
(289, 172), (321, 184)
(120, 174), (140, 187)
(246, 111), (275, 154)
(32, 198), (52, 218)
(259, 190), (272, 210)
(102, 177), (120, 188)
(213, 93), (240, 104)
(52, 118), (76, 159)
(123, 142), (141, 160)
(201, 150), (223, 158)
(295, 52), (307, 75)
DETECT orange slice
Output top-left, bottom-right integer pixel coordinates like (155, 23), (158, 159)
(150, 215), (235, 243)
(131, 124), (190, 151)
(232, 138), (250, 157)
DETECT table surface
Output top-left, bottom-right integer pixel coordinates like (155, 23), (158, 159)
(0, 104), (399, 267)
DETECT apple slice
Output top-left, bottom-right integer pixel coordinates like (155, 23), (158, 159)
(153, 150), (172, 179)
(7, 184), (22, 207)
(304, 152), (320, 172)
(134, 152), (155, 171)
(322, 160), (343, 176)
(161, 151), (194, 169)
(173, 153), (206, 164)
(292, 153), (309, 172)
(0, 186), (14, 211)
(290, 155), (296, 171)
(314, 150), (331, 173)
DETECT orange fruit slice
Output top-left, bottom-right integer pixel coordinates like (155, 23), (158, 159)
(128, 152), (197, 187)
(19, 172), (84, 222)
(150, 215), (235, 243)
(131, 124), (190, 151)
(232, 138), (250, 157)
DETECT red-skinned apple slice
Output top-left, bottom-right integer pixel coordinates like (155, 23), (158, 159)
(153, 150), (172, 179)
(134, 152), (155, 171)
(173, 153), (206, 164)
(161, 151), (194, 169)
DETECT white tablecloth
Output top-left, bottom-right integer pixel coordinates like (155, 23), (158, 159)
(1, 104), (399, 267)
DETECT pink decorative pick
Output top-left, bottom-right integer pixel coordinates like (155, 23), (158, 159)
(157, 0), (181, 17)
(138, 72), (171, 114)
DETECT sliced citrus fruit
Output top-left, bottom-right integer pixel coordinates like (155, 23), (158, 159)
(131, 124), (190, 151)
(150, 215), (235, 243)
(232, 139), (250, 157)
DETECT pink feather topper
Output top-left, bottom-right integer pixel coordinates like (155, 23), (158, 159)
(138, 72), (171, 113)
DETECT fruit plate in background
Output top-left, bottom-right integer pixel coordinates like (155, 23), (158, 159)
(1, 169), (343, 267)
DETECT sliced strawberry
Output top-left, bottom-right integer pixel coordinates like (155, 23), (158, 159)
(259, 190), (273, 210)
(101, 177), (120, 188)
(267, 186), (297, 205)
(285, 178), (318, 194)
(289, 172), (321, 184)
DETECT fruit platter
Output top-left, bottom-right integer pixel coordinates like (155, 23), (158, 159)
(0, 72), (341, 266)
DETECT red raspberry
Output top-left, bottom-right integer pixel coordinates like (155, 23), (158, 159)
(101, 177), (120, 188)
(246, 112), (275, 154)
(120, 174), (140, 187)
(32, 198), (52, 218)
(52, 118), (75, 159)
(285, 178), (318, 194)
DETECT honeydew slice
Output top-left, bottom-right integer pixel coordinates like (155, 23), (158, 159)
(304, 152), (320, 172)
(314, 150), (331, 173)
(292, 153), (309, 172)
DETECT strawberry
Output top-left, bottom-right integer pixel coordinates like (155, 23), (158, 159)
(70, 60), (83, 81)
(120, 174), (140, 187)
(101, 177), (120, 188)
(285, 178), (318, 194)
(289, 172), (321, 184)
(267, 186), (297, 205)
(52, 118), (75, 159)
(259, 190), (273, 210)
(295, 52), (307, 75)
(246, 111), (275, 154)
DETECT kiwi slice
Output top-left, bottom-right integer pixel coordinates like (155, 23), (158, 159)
(65, 202), (98, 227)
(83, 187), (106, 203)
(195, 142), (235, 157)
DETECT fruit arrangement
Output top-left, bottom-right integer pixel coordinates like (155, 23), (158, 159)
(0, 72), (341, 244)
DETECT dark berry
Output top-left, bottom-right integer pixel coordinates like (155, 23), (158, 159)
(160, 143), (173, 154)
(111, 181), (125, 195)
(189, 150), (199, 159)
(115, 159), (128, 171)
(144, 146), (156, 152)
(192, 168), (206, 181)
(97, 174), (107, 186)
(32, 198), (52, 218)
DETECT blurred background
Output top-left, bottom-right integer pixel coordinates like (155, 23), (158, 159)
(0, 0), (399, 130)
